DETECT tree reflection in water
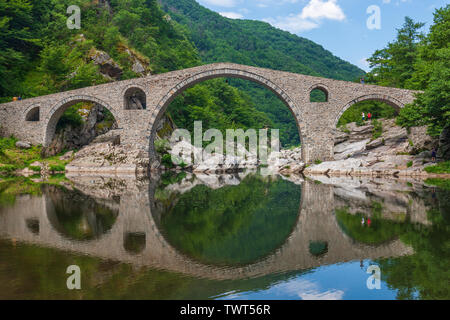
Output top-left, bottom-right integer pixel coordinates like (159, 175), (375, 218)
(159, 175), (301, 266)
(46, 185), (119, 241)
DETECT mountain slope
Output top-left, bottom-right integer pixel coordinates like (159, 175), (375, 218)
(160, 0), (365, 146)
(160, 0), (365, 81)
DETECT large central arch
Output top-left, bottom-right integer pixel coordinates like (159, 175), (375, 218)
(148, 67), (306, 160)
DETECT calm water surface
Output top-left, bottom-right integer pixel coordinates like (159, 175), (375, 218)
(0, 171), (448, 300)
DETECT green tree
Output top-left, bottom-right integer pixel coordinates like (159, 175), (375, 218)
(366, 17), (425, 89)
(397, 6), (450, 136)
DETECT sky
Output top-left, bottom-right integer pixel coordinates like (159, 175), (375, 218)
(196, 0), (448, 71)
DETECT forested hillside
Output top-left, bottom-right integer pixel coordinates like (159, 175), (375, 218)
(160, 0), (364, 80)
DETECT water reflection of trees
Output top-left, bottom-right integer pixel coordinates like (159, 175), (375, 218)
(336, 185), (450, 300)
(378, 188), (450, 300)
(46, 185), (119, 241)
(159, 175), (301, 266)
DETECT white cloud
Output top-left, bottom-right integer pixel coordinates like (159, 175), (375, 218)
(300, 0), (346, 21)
(358, 57), (370, 71)
(264, 14), (319, 32)
(201, 0), (237, 8)
(220, 11), (244, 19)
(276, 279), (345, 300)
(264, 0), (346, 33)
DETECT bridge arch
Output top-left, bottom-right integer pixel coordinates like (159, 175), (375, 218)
(148, 67), (306, 159)
(123, 86), (147, 110)
(24, 104), (41, 122)
(43, 95), (120, 147)
(309, 83), (330, 102)
(334, 93), (405, 128)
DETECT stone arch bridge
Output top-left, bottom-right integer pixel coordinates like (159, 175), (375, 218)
(0, 63), (417, 163)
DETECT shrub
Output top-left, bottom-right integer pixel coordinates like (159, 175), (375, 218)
(407, 161), (413, 168)
(49, 164), (66, 172)
(179, 161), (187, 169)
(161, 154), (175, 169)
(29, 166), (41, 172)
(0, 164), (18, 173)
(372, 119), (383, 140)
(155, 139), (170, 154)
(314, 160), (322, 165)
(425, 161), (450, 174)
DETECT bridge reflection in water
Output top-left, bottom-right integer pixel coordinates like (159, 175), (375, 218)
(0, 172), (417, 282)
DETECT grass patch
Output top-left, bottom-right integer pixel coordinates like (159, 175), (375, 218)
(425, 161), (450, 174)
(0, 175), (71, 207)
(314, 160), (322, 165)
(372, 119), (383, 140)
(425, 178), (450, 191)
(0, 137), (71, 175)
(29, 166), (41, 172)
(49, 164), (66, 172)
(407, 161), (413, 168)
(0, 164), (18, 174)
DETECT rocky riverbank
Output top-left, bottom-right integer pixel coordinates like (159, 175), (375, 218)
(303, 119), (449, 177)
(62, 118), (449, 178)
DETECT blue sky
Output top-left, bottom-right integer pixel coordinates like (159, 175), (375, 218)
(196, 0), (448, 71)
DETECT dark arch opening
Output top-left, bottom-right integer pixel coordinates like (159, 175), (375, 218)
(124, 87), (147, 110)
(43, 99), (119, 156)
(26, 218), (40, 235)
(310, 87), (328, 102)
(309, 241), (328, 257)
(25, 107), (40, 122)
(124, 232), (146, 255)
(45, 185), (119, 242)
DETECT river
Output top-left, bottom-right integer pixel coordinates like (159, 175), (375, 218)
(0, 171), (448, 300)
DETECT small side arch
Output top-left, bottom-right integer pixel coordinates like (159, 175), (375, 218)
(43, 95), (119, 147)
(124, 232), (146, 255)
(123, 86), (147, 110)
(25, 105), (40, 122)
(334, 94), (405, 128)
(309, 83), (330, 102)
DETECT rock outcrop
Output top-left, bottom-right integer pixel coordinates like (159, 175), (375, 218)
(304, 119), (440, 177)
(66, 141), (150, 175)
(89, 49), (123, 80)
(42, 103), (118, 157)
(15, 141), (31, 149)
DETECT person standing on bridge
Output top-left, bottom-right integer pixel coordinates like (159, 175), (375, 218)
(362, 112), (365, 122)
(368, 112), (372, 121)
